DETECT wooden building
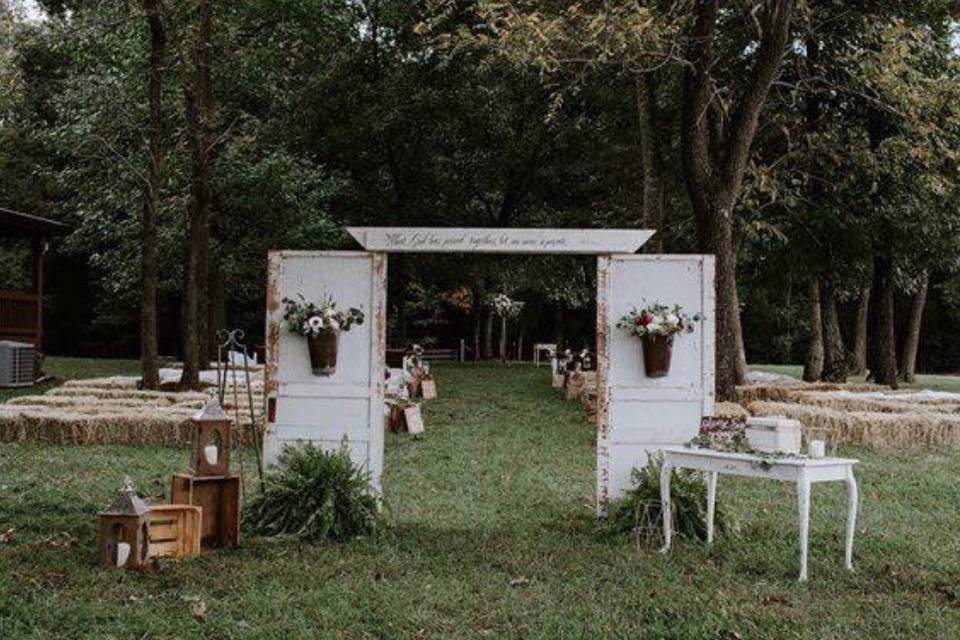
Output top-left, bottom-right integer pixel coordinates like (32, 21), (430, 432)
(0, 207), (69, 351)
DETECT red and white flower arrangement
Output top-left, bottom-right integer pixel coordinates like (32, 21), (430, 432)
(617, 302), (700, 339)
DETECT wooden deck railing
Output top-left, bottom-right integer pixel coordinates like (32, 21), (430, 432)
(0, 289), (40, 338)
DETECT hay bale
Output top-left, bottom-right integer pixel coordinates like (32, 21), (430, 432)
(747, 400), (960, 449)
(735, 381), (889, 405)
(0, 403), (260, 447)
(566, 371), (596, 401)
(48, 387), (210, 404)
(794, 391), (960, 416)
(583, 391), (598, 425)
(714, 401), (749, 420)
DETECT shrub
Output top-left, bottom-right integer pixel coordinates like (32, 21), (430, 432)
(601, 454), (732, 548)
(246, 444), (379, 542)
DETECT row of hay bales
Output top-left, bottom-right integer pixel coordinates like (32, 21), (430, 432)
(564, 371), (751, 426)
(0, 374), (264, 447)
(562, 374), (960, 448)
(738, 382), (960, 448)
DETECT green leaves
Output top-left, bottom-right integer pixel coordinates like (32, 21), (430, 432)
(246, 443), (379, 543)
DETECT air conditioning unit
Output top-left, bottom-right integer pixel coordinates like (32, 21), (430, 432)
(0, 341), (35, 388)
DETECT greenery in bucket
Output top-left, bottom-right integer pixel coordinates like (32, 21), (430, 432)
(601, 454), (733, 547)
(247, 444), (379, 542)
(282, 294), (365, 337)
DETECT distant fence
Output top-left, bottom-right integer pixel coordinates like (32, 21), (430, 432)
(386, 340), (467, 367)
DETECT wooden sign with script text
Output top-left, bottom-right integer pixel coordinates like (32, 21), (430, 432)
(346, 228), (654, 254)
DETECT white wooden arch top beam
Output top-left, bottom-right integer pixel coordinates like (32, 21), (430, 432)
(346, 227), (654, 254)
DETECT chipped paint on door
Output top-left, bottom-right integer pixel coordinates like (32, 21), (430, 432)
(596, 255), (716, 508)
(263, 251), (387, 493)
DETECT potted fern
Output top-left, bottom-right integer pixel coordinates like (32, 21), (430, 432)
(617, 303), (700, 378)
(282, 295), (364, 376)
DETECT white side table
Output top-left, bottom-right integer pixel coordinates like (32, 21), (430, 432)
(533, 343), (557, 368)
(658, 446), (859, 581)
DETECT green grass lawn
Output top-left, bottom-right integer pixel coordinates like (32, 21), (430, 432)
(3, 362), (960, 638)
(751, 363), (960, 393)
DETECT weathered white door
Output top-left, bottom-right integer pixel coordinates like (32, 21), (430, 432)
(596, 255), (715, 508)
(263, 251), (387, 492)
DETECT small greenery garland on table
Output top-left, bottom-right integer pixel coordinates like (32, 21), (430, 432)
(687, 418), (804, 471)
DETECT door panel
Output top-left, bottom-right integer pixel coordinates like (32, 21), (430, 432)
(596, 255), (715, 508)
(263, 251), (387, 492)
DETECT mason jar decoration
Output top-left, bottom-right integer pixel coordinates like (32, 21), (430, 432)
(617, 302), (701, 378)
(282, 294), (365, 376)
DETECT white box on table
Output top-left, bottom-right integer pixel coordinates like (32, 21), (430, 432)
(746, 416), (802, 454)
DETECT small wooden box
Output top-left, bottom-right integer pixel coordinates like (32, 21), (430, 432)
(171, 474), (240, 549)
(147, 504), (202, 559)
(421, 378), (437, 400)
(746, 416), (802, 454)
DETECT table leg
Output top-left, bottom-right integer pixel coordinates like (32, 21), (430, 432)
(797, 471), (810, 582)
(659, 461), (673, 554)
(845, 466), (858, 571)
(706, 471), (718, 545)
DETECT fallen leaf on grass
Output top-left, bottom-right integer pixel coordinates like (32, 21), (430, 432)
(760, 594), (791, 606)
(0, 528), (14, 544)
(193, 601), (207, 623)
(45, 570), (67, 586)
(510, 577), (529, 587)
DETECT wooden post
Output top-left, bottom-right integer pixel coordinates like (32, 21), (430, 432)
(31, 236), (44, 351)
(459, 338), (465, 362)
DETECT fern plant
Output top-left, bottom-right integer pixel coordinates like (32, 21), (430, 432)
(602, 454), (733, 548)
(246, 444), (379, 542)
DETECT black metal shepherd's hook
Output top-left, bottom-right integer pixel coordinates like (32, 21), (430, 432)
(216, 329), (264, 489)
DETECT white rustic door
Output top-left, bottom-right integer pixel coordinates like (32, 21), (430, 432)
(263, 251), (387, 492)
(596, 255), (715, 508)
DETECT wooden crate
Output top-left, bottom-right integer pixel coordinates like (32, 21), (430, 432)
(147, 504), (202, 559)
(171, 475), (241, 548)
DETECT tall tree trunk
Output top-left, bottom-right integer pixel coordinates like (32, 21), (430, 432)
(140, 0), (164, 390)
(207, 259), (226, 361)
(803, 278), (823, 382)
(393, 253), (408, 345)
(554, 305), (564, 348)
(472, 309), (481, 362)
(821, 282), (848, 382)
(499, 315), (507, 363)
(483, 308), (494, 359)
(680, 0), (795, 400)
(636, 72), (664, 253)
(178, 0), (214, 389)
(873, 255), (898, 387)
(848, 284), (870, 376)
(899, 272), (929, 384)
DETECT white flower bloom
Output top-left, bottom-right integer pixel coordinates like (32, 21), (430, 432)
(308, 316), (324, 332)
(665, 314), (679, 326)
(647, 323), (662, 335)
(328, 319), (340, 332)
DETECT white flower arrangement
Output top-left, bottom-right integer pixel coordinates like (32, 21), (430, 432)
(282, 294), (364, 338)
(492, 293), (525, 318)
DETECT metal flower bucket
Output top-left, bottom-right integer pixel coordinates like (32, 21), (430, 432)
(641, 333), (674, 378)
(307, 331), (339, 376)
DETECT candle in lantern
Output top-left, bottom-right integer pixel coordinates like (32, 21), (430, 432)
(115, 542), (131, 567)
(808, 440), (826, 459)
(204, 445), (219, 466)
